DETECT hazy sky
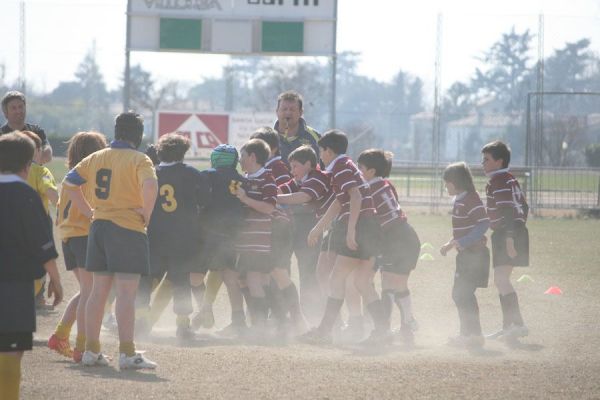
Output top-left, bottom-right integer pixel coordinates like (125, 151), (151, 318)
(1, 0), (599, 94)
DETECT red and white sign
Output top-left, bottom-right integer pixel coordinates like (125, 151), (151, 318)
(156, 111), (229, 157)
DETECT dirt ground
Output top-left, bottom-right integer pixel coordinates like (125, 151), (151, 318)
(20, 215), (600, 399)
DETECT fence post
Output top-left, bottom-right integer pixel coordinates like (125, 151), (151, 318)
(597, 175), (600, 207)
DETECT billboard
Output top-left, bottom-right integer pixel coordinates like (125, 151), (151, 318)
(156, 110), (273, 157)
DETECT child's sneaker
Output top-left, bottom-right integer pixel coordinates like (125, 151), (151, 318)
(505, 324), (529, 339)
(485, 328), (508, 340)
(192, 306), (215, 330)
(81, 351), (111, 367)
(73, 349), (83, 363)
(359, 329), (394, 347)
(119, 352), (157, 370)
(47, 334), (73, 358)
(297, 328), (332, 345)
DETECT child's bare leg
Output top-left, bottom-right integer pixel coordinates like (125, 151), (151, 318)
(85, 273), (114, 352)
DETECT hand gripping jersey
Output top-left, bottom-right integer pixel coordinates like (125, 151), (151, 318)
(279, 169), (335, 219)
(265, 156), (292, 223)
(485, 168), (528, 230)
(199, 167), (246, 238)
(325, 154), (375, 223)
(235, 167), (277, 255)
(56, 178), (95, 241)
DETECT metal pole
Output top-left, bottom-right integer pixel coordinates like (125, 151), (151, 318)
(329, 0), (338, 129)
(19, 0), (26, 94)
(123, 0), (132, 111)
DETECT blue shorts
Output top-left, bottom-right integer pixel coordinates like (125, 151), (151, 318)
(86, 220), (150, 275)
(62, 236), (88, 271)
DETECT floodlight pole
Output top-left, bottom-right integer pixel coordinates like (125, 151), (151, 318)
(123, 0), (132, 112)
(329, 0), (338, 129)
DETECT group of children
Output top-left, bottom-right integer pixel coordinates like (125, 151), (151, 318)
(0, 109), (530, 398)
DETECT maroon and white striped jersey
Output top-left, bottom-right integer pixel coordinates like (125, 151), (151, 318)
(485, 169), (528, 230)
(452, 190), (489, 246)
(235, 167), (277, 254)
(326, 155), (375, 223)
(266, 156), (292, 223)
(265, 156), (291, 186)
(279, 169), (335, 219)
(368, 177), (407, 229)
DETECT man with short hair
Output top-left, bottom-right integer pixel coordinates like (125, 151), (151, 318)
(274, 90), (320, 163)
(1, 91), (52, 164)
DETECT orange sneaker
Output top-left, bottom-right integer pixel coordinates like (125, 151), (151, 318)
(73, 348), (83, 363)
(47, 334), (73, 358)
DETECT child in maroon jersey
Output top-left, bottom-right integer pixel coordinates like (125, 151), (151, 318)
(277, 145), (335, 325)
(300, 130), (391, 346)
(441, 162), (490, 349)
(250, 127), (307, 335)
(231, 138), (277, 334)
(481, 140), (529, 340)
(357, 149), (421, 345)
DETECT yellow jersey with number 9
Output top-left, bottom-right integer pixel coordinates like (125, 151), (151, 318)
(65, 144), (157, 233)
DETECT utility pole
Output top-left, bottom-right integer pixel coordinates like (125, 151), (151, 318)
(19, 0), (26, 94)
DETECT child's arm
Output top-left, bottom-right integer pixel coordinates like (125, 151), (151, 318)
(43, 258), (63, 306)
(138, 178), (159, 226)
(308, 199), (341, 247)
(46, 187), (59, 207)
(236, 187), (275, 215)
(456, 219), (490, 249)
(440, 239), (458, 256)
(346, 186), (362, 250)
(65, 186), (93, 218)
(277, 192), (312, 205)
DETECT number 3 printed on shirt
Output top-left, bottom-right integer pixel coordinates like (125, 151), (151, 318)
(159, 184), (177, 212)
(95, 168), (112, 200)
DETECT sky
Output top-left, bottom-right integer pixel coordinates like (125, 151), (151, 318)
(0, 0), (599, 95)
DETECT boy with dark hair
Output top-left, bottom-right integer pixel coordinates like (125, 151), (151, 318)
(229, 138), (277, 334)
(278, 145), (335, 324)
(64, 111), (159, 369)
(441, 162), (490, 349)
(0, 132), (63, 399)
(481, 140), (529, 340)
(137, 133), (210, 340)
(357, 149), (421, 345)
(301, 130), (391, 346)
(251, 127), (299, 332)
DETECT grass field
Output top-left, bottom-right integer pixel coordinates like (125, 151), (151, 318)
(22, 211), (600, 399)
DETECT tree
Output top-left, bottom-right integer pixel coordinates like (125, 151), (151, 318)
(471, 27), (535, 112)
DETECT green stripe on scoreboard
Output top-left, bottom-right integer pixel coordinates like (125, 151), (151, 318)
(160, 18), (202, 51)
(261, 21), (304, 53)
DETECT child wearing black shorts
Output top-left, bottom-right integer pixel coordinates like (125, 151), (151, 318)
(0, 132), (63, 399)
(357, 149), (421, 345)
(230, 139), (278, 334)
(301, 130), (391, 346)
(140, 133), (210, 340)
(481, 140), (529, 340)
(198, 144), (247, 336)
(441, 162), (490, 349)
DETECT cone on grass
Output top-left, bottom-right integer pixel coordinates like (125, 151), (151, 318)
(419, 253), (435, 261)
(517, 274), (534, 283)
(420, 242), (434, 251)
(544, 286), (563, 295)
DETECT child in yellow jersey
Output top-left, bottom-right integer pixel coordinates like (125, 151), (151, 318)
(63, 112), (159, 370)
(48, 132), (107, 362)
(20, 130), (58, 309)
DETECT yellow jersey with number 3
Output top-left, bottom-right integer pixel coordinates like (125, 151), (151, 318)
(64, 142), (157, 233)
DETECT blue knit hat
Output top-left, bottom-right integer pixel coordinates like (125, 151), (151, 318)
(211, 144), (239, 168)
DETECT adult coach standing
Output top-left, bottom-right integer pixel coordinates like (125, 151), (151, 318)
(273, 90), (322, 319)
(1, 91), (52, 164)
(274, 90), (320, 163)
